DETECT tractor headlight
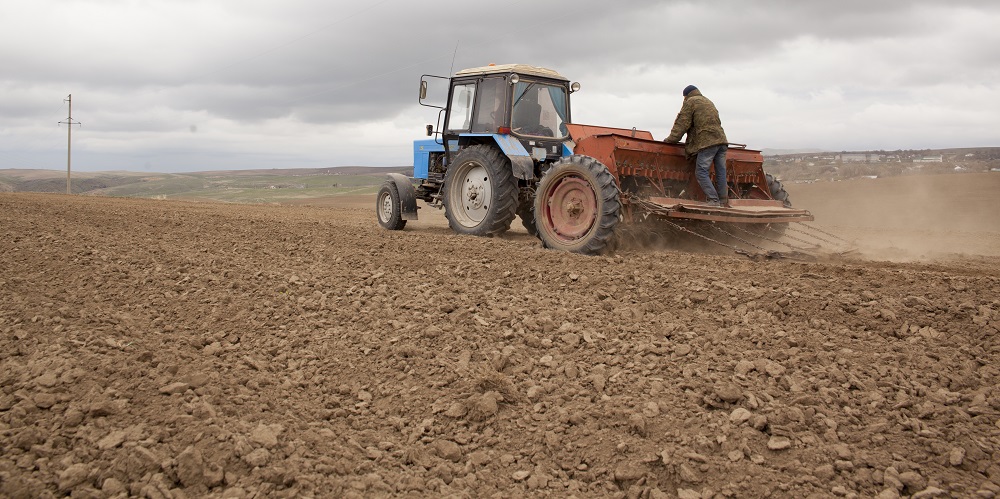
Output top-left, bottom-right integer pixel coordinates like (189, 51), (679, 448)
(510, 73), (520, 85)
(570, 82), (581, 93)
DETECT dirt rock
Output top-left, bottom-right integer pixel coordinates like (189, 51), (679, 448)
(911, 487), (947, 498)
(677, 489), (702, 499)
(158, 382), (190, 395)
(814, 464), (836, 480)
(102, 477), (127, 495)
(175, 446), (206, 487)
(767, 436), (792, 451)
(432, 439), (463, 462)
(950, 447), (966, 466)
(242, 448), (270, 467)
(713, 383), (743, 403)
(614, 462), (644, 482)
(249, 423), (283, 449)
(734, 359), (756, 376)
(58, 463), (91, 492)
(899, 471), (927, 492)
(729, 407), (752, 424)
(876, 489), (901, 499)
(466, 391), (501, 421)
(97, 430), (127, 450)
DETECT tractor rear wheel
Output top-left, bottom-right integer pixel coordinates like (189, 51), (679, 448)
(534, 155), (620, 255)
(376, 181), (406, 230)
(443, 145), (518, 236)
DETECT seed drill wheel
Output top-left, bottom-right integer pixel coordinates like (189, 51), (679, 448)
(443, 145), (519, 236)
(742, 173), (792, 238)
(376, 181), (406, 230)
(534, 155), (620, 255)
(766, 173), (792, 208)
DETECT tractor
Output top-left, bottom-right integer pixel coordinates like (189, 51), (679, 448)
(376, 64), (821, 257)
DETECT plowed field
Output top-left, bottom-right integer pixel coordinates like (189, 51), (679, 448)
(2, 174), (999, 498)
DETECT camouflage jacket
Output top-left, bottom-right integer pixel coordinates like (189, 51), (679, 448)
(664, 89), (728, 156)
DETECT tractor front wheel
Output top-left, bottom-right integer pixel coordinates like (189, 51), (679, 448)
(534, 155), (620, 255)
(443, 145), (518, 236)
(376, 181), (406, 230)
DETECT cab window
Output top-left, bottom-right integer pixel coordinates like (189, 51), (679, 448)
(447, 83), (475, 132)
(471, 78), (505, 133)
(511, 81), (569, 139)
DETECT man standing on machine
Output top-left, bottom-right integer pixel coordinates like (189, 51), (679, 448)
(664, 85), (729, 207)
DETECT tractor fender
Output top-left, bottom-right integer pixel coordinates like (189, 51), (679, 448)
(386, 173), (418, 220)
(493, 134), (535, 181)
(457, 134), (535, 180)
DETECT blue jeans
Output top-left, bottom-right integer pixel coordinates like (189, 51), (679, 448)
(695, 144), (728, 202)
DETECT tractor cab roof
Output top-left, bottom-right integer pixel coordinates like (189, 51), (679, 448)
(454, 64), (568, 81)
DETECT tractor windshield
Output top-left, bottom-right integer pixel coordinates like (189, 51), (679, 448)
(511, 81), (568, 139)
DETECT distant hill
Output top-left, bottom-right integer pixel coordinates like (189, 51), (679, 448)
(0, 170), (154, 195)
(0, 166), (410, 202)
(184, 166), (410, 177)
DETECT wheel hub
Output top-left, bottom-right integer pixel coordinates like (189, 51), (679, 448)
(564, 200), (583, 218)
(545, 176), (597, 240)
(379, 193), (393, 222)
(465, 183), (486, 210)
(458, 165), (491, 224)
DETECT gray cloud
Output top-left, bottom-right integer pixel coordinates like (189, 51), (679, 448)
(1, 0), (997, 171)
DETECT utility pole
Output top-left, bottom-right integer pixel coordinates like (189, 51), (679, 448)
(58, 94), (81, 195)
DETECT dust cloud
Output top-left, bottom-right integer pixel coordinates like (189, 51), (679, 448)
(787, 173), (1000, 262)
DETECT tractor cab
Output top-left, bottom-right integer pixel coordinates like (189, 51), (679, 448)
(445, 66), (571, 143)
(416, 64), (579, 183)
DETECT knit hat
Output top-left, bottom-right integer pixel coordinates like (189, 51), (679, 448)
(683, 85), (698, 96)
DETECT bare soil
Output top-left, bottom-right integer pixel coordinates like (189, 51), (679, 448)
(2, 175), (999, 498)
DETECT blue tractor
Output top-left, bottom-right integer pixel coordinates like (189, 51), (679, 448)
(377, 64), (581, 240)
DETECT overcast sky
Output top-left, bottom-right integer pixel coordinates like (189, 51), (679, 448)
(1, 0), (998, 172)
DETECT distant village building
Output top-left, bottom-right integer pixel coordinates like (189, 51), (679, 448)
(838, 153), (881, 163)
(913, 155), (943, 163)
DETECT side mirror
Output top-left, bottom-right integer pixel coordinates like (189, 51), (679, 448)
(426, 124), (433, 136)
(419, 80), (428, 100)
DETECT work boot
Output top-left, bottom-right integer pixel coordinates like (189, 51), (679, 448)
(704, 200), (722, 207)
(720, 198), (730, 207)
